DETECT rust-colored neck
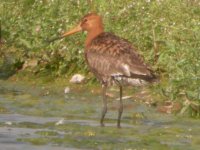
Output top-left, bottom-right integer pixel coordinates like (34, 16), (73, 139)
(85, 26), (104, 48)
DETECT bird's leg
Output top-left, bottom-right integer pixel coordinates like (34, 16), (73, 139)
(117, 85), (123, 128)
(100, 83), (108, 127)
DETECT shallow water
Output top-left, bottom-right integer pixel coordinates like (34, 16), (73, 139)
(0, 80), (200, 150)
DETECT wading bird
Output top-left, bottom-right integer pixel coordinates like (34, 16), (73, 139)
(59, 13), (157, 128)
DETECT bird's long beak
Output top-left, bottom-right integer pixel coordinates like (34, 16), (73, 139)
(61, 23), (82, 38)
(47, 23), (82, 43)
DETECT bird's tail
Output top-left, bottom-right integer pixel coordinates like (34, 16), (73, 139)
(125, 71), (159, 86)
(146, 70), (160, 83)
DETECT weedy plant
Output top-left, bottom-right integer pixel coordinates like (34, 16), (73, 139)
(1, 0), (200, 117)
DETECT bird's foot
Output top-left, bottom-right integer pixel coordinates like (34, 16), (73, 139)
(117, 123), (121, 128)
(100, 122), (105, 127)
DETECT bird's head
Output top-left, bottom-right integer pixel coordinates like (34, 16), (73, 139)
(61, 13), (104, 37)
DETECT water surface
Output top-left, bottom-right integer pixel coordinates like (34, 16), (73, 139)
(0, 80), (200, 150)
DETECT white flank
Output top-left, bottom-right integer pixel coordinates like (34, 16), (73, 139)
(127, 78), (146, 86)
(111, 72), (123, 77)
(122, 64), (131, 76)
(132, 69), (147, 76)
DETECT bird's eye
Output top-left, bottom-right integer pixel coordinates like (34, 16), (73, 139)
(83, 18), (88, 23)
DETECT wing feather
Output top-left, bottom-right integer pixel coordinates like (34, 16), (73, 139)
(85, 32), (156, 81)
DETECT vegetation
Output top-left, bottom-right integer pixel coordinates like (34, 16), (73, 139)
(1, 0), (200, 116)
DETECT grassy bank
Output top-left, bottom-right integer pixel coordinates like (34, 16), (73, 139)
(1, 0), (200, 117)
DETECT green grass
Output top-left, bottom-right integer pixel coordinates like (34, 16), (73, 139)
(1, 0), (200, 116)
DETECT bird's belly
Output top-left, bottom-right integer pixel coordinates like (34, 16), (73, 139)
(91, 69), (147, 86)
(113, 76), (147, 86)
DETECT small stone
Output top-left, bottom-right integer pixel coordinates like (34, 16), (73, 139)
(70, 74), (85, 84)
(64, 87), (70, 94)
(5, 121), (12, 125)
(43, 90), (50, 96)
(35, 25), (41, 32)
(22, 59), (38, 70)
(157, 101), (181, 114)
(55, 118), (65, 125)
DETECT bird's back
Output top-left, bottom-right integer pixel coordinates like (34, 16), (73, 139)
(85, 32), (157, 85)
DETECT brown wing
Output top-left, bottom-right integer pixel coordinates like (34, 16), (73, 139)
(85, 32), (156, 81)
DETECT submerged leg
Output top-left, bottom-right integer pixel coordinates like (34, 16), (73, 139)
(117, 85), (123, 128)
(100, 83), (108, 127)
